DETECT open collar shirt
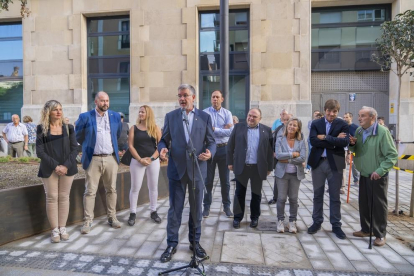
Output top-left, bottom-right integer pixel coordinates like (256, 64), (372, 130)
(245, 123), (260, 164)
(93, 109), (114, 155)
(203, 106), (233, 144)
(2, 122), (28, 143)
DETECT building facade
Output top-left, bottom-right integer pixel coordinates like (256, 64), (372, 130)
(0, 0), (413, 140)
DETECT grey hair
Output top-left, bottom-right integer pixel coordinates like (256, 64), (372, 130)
(178, 84), (196, 95)
(280, 109), (288, 114)
(361, 106), (378, 118)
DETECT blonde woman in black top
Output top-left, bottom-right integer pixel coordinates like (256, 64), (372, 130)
(128, 105), (162, 226)
(36, 100), (78, 243)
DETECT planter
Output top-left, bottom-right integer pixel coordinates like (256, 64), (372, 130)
(0, 165), (169, 246)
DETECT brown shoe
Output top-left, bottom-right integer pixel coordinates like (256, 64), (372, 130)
(374, 237), (386, 246)
(353, 230), (370, 237)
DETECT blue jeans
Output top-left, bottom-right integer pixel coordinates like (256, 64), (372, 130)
(203, 145), (231, 210)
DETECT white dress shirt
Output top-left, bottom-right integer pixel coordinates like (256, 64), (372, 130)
(2, 122), (28, 143)
(93, 109), (114, 155)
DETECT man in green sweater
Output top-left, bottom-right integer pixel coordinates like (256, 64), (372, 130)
(349, 106), (397, 247)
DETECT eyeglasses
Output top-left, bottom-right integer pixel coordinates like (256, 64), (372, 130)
(177, 94), (192, 99)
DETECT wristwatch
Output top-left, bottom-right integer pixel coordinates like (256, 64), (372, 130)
(150, 156), (156, 161)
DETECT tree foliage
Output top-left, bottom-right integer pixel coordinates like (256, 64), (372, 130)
(372, 10), (414, 77)
(0, 0), (30, 17)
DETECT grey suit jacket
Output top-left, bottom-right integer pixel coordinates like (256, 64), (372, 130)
(275, 136), (306, 180)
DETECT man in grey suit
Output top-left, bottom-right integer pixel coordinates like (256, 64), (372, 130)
(227, 108), (273, 229)
(158, 84), (216, 263)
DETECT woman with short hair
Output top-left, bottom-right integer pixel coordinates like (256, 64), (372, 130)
(23, 115), (37, 157)
(36, 100), (78, 243)
(275, 117), (306, 234)
(128, 105), (162, 226)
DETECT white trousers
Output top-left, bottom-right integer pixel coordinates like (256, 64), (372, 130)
(129, 158), (160, 213)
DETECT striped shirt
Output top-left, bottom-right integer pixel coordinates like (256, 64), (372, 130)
(2, 122), (28, 143)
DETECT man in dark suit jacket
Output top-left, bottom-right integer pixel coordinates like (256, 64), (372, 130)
(158, 84), (216, 263)
(307, 99), (349, 239)
(75, 91), (122, 234)
(227, 108), (273, 229)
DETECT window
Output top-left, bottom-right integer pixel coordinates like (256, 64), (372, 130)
(0, 23), (23, 123)
(311, 5), (391, 71)
(87, 16), (130, 120)
(199, 10), (250, 121)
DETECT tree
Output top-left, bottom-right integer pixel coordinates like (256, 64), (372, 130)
(0, 0), (30, 17)
(372, 10), (414, 214)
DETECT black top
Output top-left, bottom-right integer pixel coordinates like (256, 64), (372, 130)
(36, 124), (79, 178)
(134, 126), (157, 158)
(49, 134), (65, 164)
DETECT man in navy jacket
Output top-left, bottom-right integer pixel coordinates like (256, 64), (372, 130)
(75, 91), (122, 234)
(158, 84), (216, 263)
(307, 99), (349, 239)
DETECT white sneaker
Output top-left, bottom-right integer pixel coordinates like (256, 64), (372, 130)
(277, 220), (285, 233)
(51, 227), (60, 243)
(60, 227), (70, 241)
(304, 169), (310, 174)
(289, 221), (297, 234)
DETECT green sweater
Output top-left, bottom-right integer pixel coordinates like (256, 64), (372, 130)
(349, 123), (397, 177)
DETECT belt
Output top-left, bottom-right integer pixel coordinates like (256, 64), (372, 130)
(93, 153), (115, 157)
(217, 143), (227, 148)
(245, 164), (257, 167)
(10, 141), (24, 144)
(320, 157), (328, 160)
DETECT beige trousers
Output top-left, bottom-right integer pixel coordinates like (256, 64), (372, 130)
(8, 141), (24, 157)
(42, 172), (74, 228)
(84, 155), (118, 221)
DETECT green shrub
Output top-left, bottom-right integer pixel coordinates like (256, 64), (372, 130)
(0, 156), (9, 163)
(18, 157), (30, 163)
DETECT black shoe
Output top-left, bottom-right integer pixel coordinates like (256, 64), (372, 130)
(307, 223), (321, 234)
(233, 220), (241, 229)
(160, 246), (177, 263)
(150, 211), (161, 224)
(224, 208), (234, 218)
(268, 199), (277, 205)
(128, 213), (136, 226)
(202, 208), (210, 218)
(250, 219), (259, 228)
(332, 226), (346, 239)
(189, 242), (207, 259)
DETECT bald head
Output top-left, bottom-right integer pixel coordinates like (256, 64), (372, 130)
(95, 91), (110, 113)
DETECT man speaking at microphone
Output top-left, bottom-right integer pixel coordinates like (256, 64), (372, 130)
(158, 84), (216, 263)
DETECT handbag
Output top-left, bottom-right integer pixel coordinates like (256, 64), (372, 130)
(120, 149), (133, 166)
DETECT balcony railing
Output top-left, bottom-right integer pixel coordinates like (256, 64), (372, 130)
(311, 48), (382, 71)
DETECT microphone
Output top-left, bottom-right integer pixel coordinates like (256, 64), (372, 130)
(181, 108), (189, 124)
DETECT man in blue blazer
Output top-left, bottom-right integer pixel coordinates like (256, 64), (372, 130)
(75, 91), (122, 234)
(307, 99), (349, 239)
(158, 84), (216, 263)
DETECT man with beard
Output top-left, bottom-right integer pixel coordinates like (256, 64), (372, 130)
(75, 91), (123, 234)
(158, 84), (216, 262)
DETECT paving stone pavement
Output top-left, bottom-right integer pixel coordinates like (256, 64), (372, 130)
(0, 168), (413, 275)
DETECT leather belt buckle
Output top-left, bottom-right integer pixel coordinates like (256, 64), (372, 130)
(245, 164), (256, 167)
(320, 157), (327, 160)
(217, 143), (228, 148)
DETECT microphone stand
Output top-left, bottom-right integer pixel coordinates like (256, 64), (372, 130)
(159, 108), (209, 276)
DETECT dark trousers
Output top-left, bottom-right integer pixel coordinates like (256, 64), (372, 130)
(359, 175), (388, 238)
(166, 172), (203, 247)
(203, 145), (230, 209)
(311, 159), (343, 227)
(233, 165), (263, 221)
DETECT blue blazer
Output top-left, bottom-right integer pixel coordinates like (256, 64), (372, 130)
(308, 117), (349, 171)
(75, 109), (122, 170)
(158, 108), (216, 181)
